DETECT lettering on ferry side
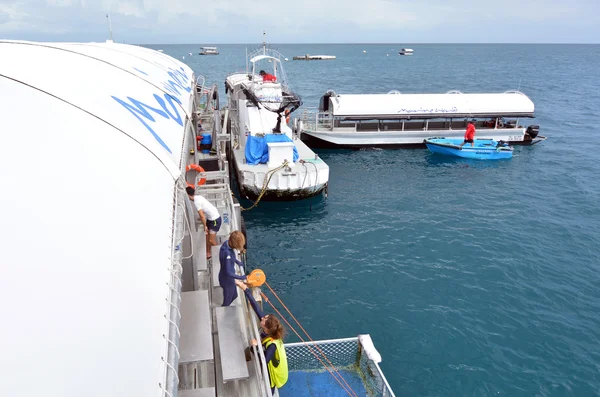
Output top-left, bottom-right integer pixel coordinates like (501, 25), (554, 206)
(398, 106), (458, 114)
(111, 93), (183, 154)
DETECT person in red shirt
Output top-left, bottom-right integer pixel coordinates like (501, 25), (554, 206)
(259, 70), (277, 82)
(459, 120), (476, 149)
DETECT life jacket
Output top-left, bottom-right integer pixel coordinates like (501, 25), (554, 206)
(262, 337), (288, 388)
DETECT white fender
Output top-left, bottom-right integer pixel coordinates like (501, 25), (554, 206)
(358, 334), (382, 363)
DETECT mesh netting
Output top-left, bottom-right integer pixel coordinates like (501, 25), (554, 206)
(284, 338), (395, 397)
(286, 338), (358, 371)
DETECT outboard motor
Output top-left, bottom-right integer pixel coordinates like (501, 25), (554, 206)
(526, 125), (540, 139)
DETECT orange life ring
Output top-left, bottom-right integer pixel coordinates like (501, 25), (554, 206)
(186, 164), (206, 186)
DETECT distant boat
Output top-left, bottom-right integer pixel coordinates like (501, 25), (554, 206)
(199, 46), (219, 55)
(157, 49), (164, 53)
(425, 138), (513, 159)
(399, 48), (414, 55)
(292, 54), (336, 60)
(188, 52), (192, 56)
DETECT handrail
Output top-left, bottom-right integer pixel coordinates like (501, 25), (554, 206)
(194, 89), (272, 396)
(373, 362), (397, 397)
(196, 75), (206, 90)
(162, 181), (186, 397)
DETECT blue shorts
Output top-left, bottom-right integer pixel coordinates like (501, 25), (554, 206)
(207, 217), (222, 233)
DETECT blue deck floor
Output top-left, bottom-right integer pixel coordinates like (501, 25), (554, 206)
(279, 369), (368, 397)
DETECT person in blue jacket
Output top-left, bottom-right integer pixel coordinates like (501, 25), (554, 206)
(219, 231), (247, 306)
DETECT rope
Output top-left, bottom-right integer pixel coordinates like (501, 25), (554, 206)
(261, 283), (360, 397)
(308, 161), (320, 195)
(300, 161), (308, 189)
(240, 160), (289, 212)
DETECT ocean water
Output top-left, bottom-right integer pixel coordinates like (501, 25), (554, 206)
(153, 44), (600, 396)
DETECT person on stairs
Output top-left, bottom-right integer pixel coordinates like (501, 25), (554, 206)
(186, 186), (221, 259)
(235, 279), (289, 394)
(219, 231), (248, 306)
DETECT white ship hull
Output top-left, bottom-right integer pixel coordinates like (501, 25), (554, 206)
(301, 127), (538, 148)
(231, 147), (328, 200)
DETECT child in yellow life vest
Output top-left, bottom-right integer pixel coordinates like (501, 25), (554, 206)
(236, 280), (288, 394)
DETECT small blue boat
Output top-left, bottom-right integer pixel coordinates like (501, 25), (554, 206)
(424, 138), (513, 160)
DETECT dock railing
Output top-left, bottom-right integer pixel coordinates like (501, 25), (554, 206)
(285, 336), (396, 397)
(297, 108), (333, 134)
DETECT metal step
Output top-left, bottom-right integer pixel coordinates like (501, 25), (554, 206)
(179, 387), (216, 397)
(214, 306), (250, 382)
(180, 290), (213, 364)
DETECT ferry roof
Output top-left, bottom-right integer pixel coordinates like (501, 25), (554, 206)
(0, 40), (194, 396)
(250, 54), (279, 64)
(328, 91), (535, 119)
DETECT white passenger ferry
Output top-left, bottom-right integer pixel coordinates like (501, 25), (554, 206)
(200, 46), (219, 55)
(297, 90), (545, 149)
(1, 40), (393, 397)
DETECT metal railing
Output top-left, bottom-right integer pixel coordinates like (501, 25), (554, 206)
(297, 108), (333, 132)
(161, 180), (187, 397)
(193, 103), (273, 397)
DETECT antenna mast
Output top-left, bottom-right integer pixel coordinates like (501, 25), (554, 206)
(106, 11), (113, 43)
(262, 30), (266, 55)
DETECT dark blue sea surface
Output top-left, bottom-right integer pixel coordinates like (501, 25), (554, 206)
(153, 44), (600, 396)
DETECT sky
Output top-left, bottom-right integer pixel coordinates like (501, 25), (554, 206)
(1, 0), (599, 44)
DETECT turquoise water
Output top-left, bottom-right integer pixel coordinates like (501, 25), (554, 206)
(155, 44), (600, 396)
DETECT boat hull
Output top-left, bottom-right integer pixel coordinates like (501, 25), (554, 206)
(230, 151), (328, 201)
(301, 129), (542, 149)
(425, 138), (513, 159)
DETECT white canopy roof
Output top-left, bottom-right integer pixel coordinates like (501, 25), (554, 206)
(327, 91), (535, 119)
(0, 40), (194, 397)
(250, 54), (279, 64)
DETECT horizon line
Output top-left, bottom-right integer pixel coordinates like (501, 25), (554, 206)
(137, 42), (600, 46)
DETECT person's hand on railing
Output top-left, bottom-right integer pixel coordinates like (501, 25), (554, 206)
(235, 279), (248, 291)
(251, 338), (258, 347)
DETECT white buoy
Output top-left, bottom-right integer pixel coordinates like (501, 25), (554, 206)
(386, 54), (389, 56)
(363, 50), (367, 53)
(284, 57), (289, 61)
(182, 56), (185, 59)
